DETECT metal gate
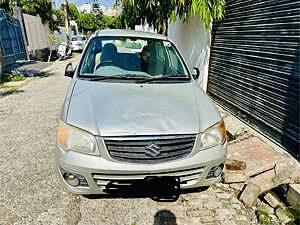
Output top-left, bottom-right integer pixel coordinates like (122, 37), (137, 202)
(207, 0), (300, 158)
(0, 9), (27, 65)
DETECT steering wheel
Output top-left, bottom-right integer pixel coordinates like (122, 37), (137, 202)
(96, 61), (122, 70)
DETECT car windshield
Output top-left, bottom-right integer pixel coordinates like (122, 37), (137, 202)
(72, 36), (86, 41)
(79, 37), (189, 81)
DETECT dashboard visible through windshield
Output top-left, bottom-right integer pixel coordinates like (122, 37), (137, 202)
(79, 37), (190, 82)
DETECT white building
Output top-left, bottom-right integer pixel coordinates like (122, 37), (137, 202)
(168, 17), (211, 92)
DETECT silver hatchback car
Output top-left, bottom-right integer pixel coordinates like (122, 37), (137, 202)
(70, 35), (87, 52)
(56, 29), (227, 195)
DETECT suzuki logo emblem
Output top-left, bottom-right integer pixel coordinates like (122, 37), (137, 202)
(145, 142), (161, 158)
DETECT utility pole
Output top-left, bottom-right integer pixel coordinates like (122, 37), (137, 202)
(64, 0), (69, 36)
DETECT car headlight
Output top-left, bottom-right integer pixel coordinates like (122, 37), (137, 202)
(200, 120), (226, 150)
(57, 120), (99, 155)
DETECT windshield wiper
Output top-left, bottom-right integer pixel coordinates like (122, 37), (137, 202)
(86, 74), (149, 81)
(135, 74), (189, 84)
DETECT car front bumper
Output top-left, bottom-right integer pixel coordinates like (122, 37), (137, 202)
(55, 141), (226, 195)
(72, 45), (84, 51)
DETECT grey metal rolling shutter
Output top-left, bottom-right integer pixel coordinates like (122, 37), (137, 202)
(207, 0), (300, 158)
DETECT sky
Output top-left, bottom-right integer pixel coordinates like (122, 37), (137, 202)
(55, 0), (115, 9)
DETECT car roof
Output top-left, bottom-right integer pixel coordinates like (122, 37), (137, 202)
(94, 29), (168, 41)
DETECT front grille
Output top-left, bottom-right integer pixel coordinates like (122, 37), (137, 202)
(104, 135), (196, 164)
(92, 166), (205, 188)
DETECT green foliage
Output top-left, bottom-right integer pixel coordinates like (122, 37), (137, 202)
(0, 0), (121, 33)
(0, 0), (60, 31)
(257, 210), (271, 225)
(76, 6), (122, 33)
(48, 34), (58, 47)
(0, 73), (25, 83)
(53, 9), (65, 26)
(104, 16), (122, 29)
(48, 33), (59, 62)
(20, 0), (58, 30)
(68, 3), (79, 20)
(117, 0), (226, 35)
(0, 0), (13, 14)
(91, 3), (102, 14)
(10, 75), (25, 82)
(76, 10), (106, 33)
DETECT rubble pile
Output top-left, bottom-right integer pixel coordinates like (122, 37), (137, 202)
(223, 136), (300, 224)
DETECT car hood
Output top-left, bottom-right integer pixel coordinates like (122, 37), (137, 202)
(66, 80), (221, 136)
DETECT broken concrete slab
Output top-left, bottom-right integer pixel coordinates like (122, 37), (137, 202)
(256, 202), (274, 215)
(227, 137), (284, 177)
(216, 193), (232, 199)
(275, 207), (293, 224)
(286, 184), (300, 209)
(230, 183), (245, 191)
(239, 183), (261, 207)
(290, 165), (300, 183)
(223, 171), (247, 183)
(225, 159), (246, 171)
(222, 115), (250, 139)
(273, 158), (299, 186)
(264, 192), (282, 208)
(250, 169), (276, 193)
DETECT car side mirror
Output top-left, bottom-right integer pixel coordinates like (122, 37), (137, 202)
(192, 67), (200, 80)
(65, 63), (74, 78)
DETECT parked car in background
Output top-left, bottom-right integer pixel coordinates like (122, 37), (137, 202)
(56, 29), (227, 196)
(70, 35), (88, 52)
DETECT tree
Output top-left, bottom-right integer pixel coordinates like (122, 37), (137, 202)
(91, 3), (102, 14)
(0, 0), (13, 13)
(53, 9), (65, 26)
(20, 0), (58, 31)
(0, 0), (60, 31)
(117, 0), (226, 36)
(76, 10), (106, 33)
(47, 33), (58, 62)
(68, 3), (79, 20)
(104, 15), (122, 29)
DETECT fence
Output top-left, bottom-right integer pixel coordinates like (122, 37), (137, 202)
(0, 9), (27, 65)
(23, 13), (51, 52)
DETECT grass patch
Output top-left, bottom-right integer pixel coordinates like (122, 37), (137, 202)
(0, 84), (11, 89)
(72, 52), (81, 56)
(10, 76), (25, 82)
(0, 70), (48, 84)
(0, 72), (25, 84)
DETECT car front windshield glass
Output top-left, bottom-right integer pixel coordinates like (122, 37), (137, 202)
(79, 37), (189, 81)
(72, 37), (85, 41)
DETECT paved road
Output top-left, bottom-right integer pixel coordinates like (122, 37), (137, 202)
(0, 56), (258, 225)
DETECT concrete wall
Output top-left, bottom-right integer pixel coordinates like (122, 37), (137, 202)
(168, 16), (211, 92)
(23, 14), (51, 52)
(54, 26), (68, 44)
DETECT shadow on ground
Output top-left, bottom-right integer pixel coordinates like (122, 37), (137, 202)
(82, 184), (209, 203)
(153, 210), (177, 225)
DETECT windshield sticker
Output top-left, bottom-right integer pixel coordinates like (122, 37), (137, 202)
(163, 41), (172, 47)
